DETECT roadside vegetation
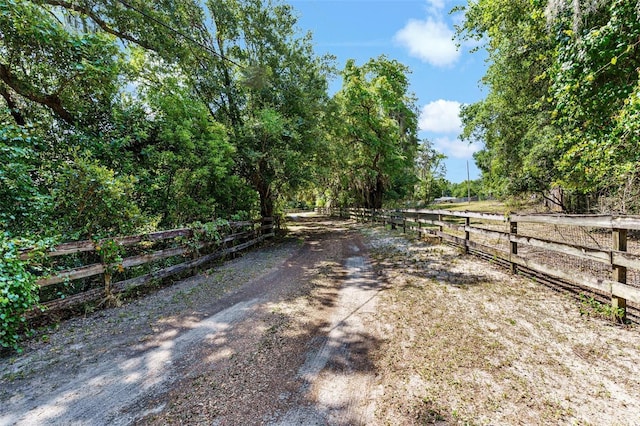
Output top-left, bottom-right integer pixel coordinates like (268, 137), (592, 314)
(456, 0), (640, 214)
(2, 0), (639, 350)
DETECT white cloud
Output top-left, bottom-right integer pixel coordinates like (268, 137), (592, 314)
(419, 99), (462, 133)
(394, 17), (460, 67)
(433, 137), (482, 159)
(426, 0), (446, 11)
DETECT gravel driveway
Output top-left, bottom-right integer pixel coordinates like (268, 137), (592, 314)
(2, 213), (639, 425)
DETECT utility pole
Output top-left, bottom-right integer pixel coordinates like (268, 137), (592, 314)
(467, 160), (471, 204)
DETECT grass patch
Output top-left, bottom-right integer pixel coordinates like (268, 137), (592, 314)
(427, 200), (508, 214)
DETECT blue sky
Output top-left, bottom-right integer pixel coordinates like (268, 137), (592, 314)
(290, 0), (487, 183)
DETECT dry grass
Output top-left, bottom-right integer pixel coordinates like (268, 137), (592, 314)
(430, 200), (508, 214)
(362, 225), (640, 425)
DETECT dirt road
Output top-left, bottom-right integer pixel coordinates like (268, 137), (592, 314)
(2, 214), (640, 425)
(1, 215), (384, 425)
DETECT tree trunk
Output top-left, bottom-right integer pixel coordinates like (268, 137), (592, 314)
(258, 182), (274, 218)
(371, 173), (384, 209)
(361, 173), (384, 210)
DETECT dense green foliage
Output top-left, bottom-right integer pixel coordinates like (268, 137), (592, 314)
(0, 0), (332, 239)
(323, 56), (420, 209)
(8, 0), (635, 348)
(1, 0), (429, 348)
(414, 142), (447, 203)
(457, 0), (640, 212)
(0, 125), (47, 233)
(0, 234), (40, 351)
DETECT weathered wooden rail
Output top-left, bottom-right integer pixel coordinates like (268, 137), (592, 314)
(20, 218), (274, 315)
(336, 208), (640, 321)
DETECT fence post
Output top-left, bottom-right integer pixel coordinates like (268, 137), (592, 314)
(417, 213), (422, 238)
(509, 219), (518, 274)
(438, 214), (443, 244)
(402, 214), (407, 234)
(465, 216), (470, 254)
(612, 228), (627, 321)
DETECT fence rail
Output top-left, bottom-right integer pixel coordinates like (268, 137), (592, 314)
(20, 218), (275, 315)
(336, 208), (640, 321)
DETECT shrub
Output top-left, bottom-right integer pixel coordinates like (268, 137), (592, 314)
(0, 233), (39, 352)
(52, 154), (145, 239)
(0, 125), (49, 236)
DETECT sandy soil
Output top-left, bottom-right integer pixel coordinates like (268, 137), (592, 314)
(1, 214), (639, 425)
(363, 226), (640, 425)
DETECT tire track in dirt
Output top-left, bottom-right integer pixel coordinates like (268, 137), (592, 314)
(1, 215), (385, 426)
(1, 298), (262, 426)
(274, 245), (384, 425)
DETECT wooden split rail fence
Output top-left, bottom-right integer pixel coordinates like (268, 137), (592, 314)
(20, 218), (274, 315)
(337, 208), (640, 321)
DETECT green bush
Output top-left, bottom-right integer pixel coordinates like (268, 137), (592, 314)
(0, 125), (49, 236)
(52, 154), (145, 239)
(0, 233), (39, 352)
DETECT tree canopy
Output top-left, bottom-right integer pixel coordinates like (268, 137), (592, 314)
(457, 0), (640, 212)
(5, 0), (636, 243)
(325, 56), (420, 209)
(1, 0), (427, 245)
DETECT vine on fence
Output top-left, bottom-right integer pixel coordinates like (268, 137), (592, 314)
(0, 234), (50, 352)
(182, 219), (231, 258)
(2, 218), (269, 352)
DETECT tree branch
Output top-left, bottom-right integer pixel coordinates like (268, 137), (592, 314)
(36, 0), (155, 50)
(0, 63), (75, 124)
(0, 84), (26, 126)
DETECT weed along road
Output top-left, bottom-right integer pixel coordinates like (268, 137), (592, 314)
(2, 213), (640, 425)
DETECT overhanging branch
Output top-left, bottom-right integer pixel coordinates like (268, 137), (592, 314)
(0, 84), (26, 126)
(0, 63), (75, 124)
(36, 0), (154, 50)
